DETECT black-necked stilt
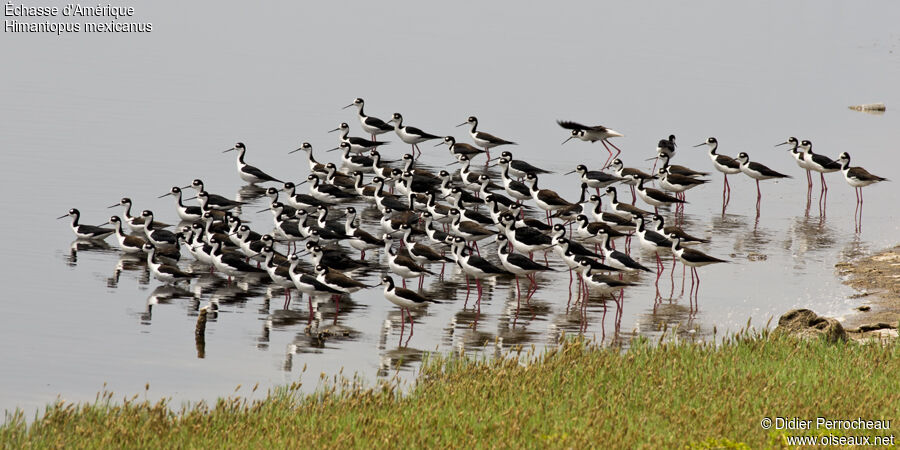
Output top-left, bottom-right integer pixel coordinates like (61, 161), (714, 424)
(497, 213), (554, 255)
(288, 142), (327, 174)
(263, 188), (302, 220)
(495, 233), (554, 296)
(694, 137), (741, 205)
(379, 207), (419, 237)
(288, 254), (344, 297)
(449, 236), (513, 299)
(330, 122), (390, 153)
(380, 274), (440, 335)
(523, 172), (577, 223)
(235, 226), (276, 263)
(657, 134), (677, 158)
(395, 169), (440, 198)
(369, 149), (395, 179)
(477, 179), (516, 211)
(344, 207), (385, 259)
(143, 243), (193, 283)
(400, 153), (441, 182)
(455, 155), (490, 191)
(446, 188), (493, 225)
(107, 198), (171, 232)
(281, 181), (330, 210)
(498, 151), (550, 179)
(423, 191), (453, 223)
(603, 186), (654, 218)
(323, 163), (357, 190)
(551, 236), (608, 270)
(572, 214), (628, 245)
(585, 195), (636, 231)
(447, 208), (494, 244)
(328, 142), (376, 173)
(140, 210), (178, 246)
(650, 134), (677, 173)
(260, 246), (294, 286)
(388, 113), (441, 157)
(457, 116), (516, 161)
(307, 243), (368, 272)
(105, 215), (147, 254)
(651, 214), (708, 245)
(736, 152), (791, 209)
(837, 152), (888, 208)
(373, 177), (412, 213)
(182, 224), (215, 265)
(437, 136), (485, 160)
(399, 223), (452, 266)
(344, 98), (395, 140)
(305, 173), (358, 203)
(669, 236), (728, 296)
(436, 170), (483, 206)
(383, 234), (434, 288)
(598, 232), (652, 273)
(223, 142), (284, 184)
(421, 212), (453, 246)
(656, 168), (708, 201)
(184, 179), (244, 211)
(558, 120), (624, 168)
(210, 237), (267, 278)
(776, 137), (811, 190)
(550, 226), (603, 259)
(158, 187), (203, 222)
(656, 153), (709, 179)
(575, 258), (636, 298)
(636, 177), (686, 213)
(495, 158), (533, 202)
(507, 204), (554, 233)
(272, 211), (306, 248)
(311, 206), (351, 240)
(632, 214), (672, 272)
(608, 158), (655, 202)
(564, 164), (627, 194)
(799, 140), (841, 194)
(349, 171), (377, 199)
(314, 264), (371, 294)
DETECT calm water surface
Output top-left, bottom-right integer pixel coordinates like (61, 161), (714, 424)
(2, 1), (899, 417)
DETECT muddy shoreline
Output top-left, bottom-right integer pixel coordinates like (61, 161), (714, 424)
(835, 245), (900, 340)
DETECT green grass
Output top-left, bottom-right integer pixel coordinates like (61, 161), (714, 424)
(3, 331), (899, 448)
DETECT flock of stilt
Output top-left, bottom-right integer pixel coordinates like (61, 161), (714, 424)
(58, 98), (889, 339)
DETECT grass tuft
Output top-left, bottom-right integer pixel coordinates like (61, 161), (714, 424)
(2, 330), (898, 447)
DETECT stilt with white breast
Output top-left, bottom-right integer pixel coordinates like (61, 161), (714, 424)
(343, 98), (395, 140)
(837, 151), (887, 226)
(58, 208), (114, 240)
(380, 275), (440, 340)
(736, 152), (791, 210)
(799, 140), (842, 199)
(558, 120), (624, 168)
(388, 113), (441, 157)
(223, 142), (284, 184)
(143, 243), (194, 284)
(329, 122), (390, 153)
(523, 173), (578, 224)
(107, 198), (171, 232)
(776, 137), (811, 192)
(158, 187), (203, 221)
(495, 233), (554, 297)
(457, 116), (516, 161)
(694, 137), (741, 206)
(636, 177), (686, 213)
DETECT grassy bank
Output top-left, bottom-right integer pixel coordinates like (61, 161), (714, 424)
(3, 331), (899, 448)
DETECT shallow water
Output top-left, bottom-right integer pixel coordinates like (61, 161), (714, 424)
(2, 1), (899, 417)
